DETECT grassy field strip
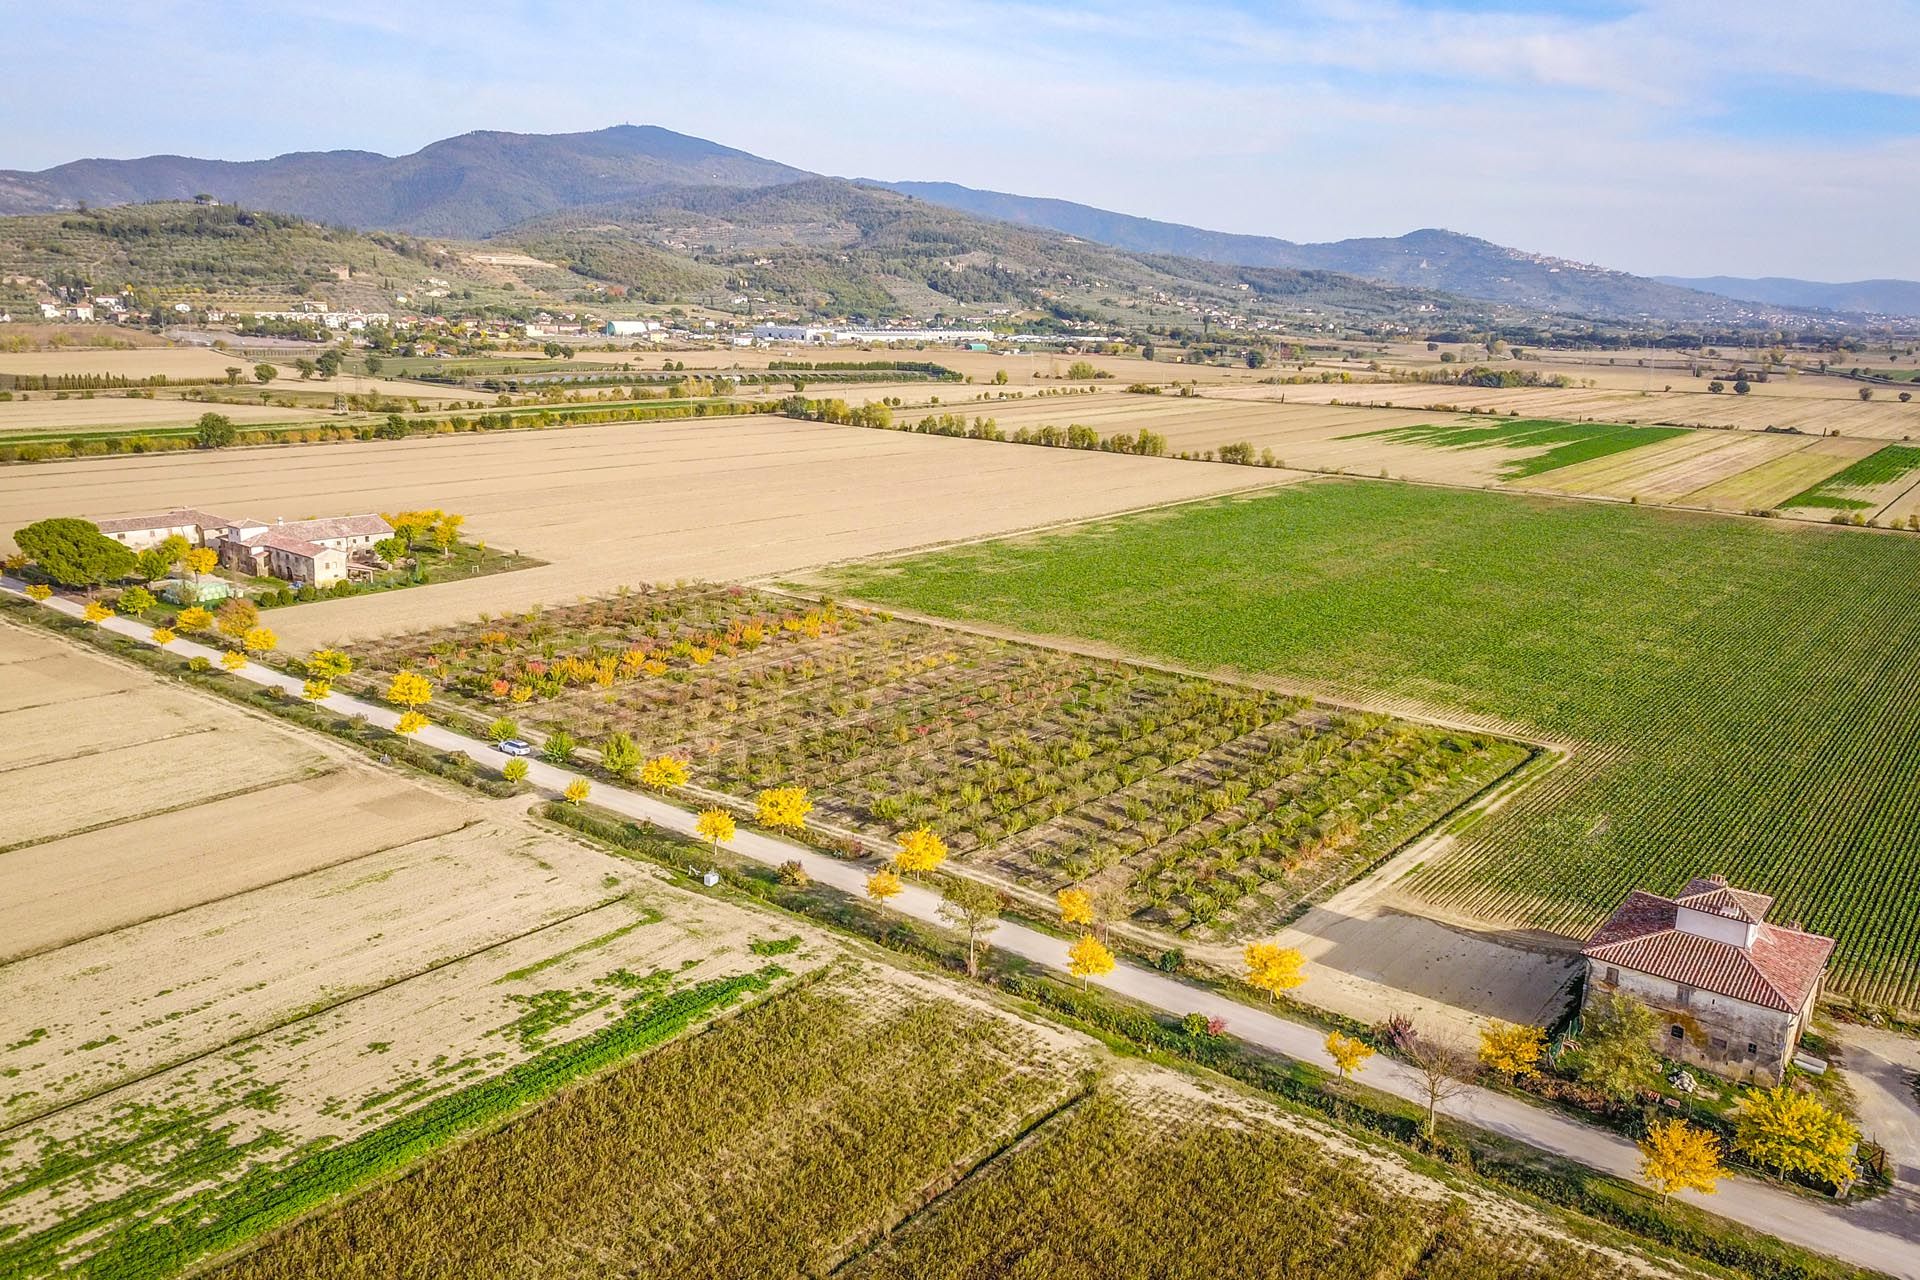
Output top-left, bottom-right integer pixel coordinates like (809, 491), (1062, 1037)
(207, 968), (1098, 1280)
(0, 891), (626, 1135)
(1781, 444), (1920, 513)
(814, 483), (1920, 1011)
(1349, 418), (1689, 481)
(2, 889), (811, 1277)
(1, 965), (798, 1280)
(1674, 436), (1881, 511)
(1515, 429), (1743, 496)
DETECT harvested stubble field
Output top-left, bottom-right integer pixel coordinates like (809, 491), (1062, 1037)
(1218, 377), (1920, 440)
(212, 968), (1695, 1280)
(849, 1075), (1678, 1280)
(816, 481), (1920, 1012)
(341, 586), (1527, 940)
(0, 415), (1285, 650)
(0, 623), (825, 1279)
(0, 395), (323, 435)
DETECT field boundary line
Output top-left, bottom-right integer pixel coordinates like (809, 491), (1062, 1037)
(0, 818), (487, 970)
(824, 1083), (1098, 1277)
(0, 763), (337, 858)
(0, 892), (633, 1137)
(0, 723), (223, 778)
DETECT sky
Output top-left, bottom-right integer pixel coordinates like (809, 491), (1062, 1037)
(6, 0), (1919, 280)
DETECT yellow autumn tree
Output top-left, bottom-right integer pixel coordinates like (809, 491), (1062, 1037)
(176, 606), (214, 631)
(395, 710), (428, 735)
(638, 755), (691, 789)
(893, 827), (948, 873)
(220, 650), (248, 671)
(386, 670), (432, 709)
(150, 627), (176, 645)
(301, 678), (331, 701)
(83, 600), (115, 623)
(866, 868), (903, 902)
(1243, 941), (1307, 1000)
(1639, 1119), (1724, 1201)
(242, 626), (277, 655)
(756, 785), (812, 831)
(563, 778), (592, 805)
(1326, 1031), (1375, 1079)
(1057, 887), (1095, 928)
(1067, 934), (1115, 986)
(696, 807), (736, 851)
(306, 648), (354, 679)
(183, 547), (218, 581)
(25, 584), (53, 601)
(1732, 1086), (1861, 1191)
(1478, 1022), (1547, 1079)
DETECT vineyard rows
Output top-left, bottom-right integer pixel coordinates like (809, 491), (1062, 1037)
(346, 585), (1524, 940)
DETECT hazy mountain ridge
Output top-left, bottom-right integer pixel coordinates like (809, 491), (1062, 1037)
(1654, 275), (1920, 318)
(0, 126), (808, 238)
(868, 180), (1822, 323)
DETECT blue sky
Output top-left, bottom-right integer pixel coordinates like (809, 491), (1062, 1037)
(6, 0), (1918, 279)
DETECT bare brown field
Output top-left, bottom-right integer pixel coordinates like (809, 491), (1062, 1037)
(0, 394), (323, 434)
(0, 346), (258, 381)
(583, 344), (1268, 387)
(0, 415), (1287, 649)
(1223, 374), (1920, 440)
(0, 622), (828, 1274)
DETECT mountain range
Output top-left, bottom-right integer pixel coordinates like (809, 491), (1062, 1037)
(1, 125), (1912, 325)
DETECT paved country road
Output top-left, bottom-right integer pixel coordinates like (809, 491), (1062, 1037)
(7, 582), (1916, 1278)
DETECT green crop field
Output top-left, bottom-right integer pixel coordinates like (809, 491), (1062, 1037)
(1781, 444), (1920, 510)
(1349, 418), (1691, 479)
(818, 481), (1920, 1012)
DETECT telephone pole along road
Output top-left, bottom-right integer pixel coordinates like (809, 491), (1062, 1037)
(6, 582), (1913, 1280)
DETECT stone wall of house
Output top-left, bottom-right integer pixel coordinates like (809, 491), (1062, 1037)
(1584, 960), (1800, 1084)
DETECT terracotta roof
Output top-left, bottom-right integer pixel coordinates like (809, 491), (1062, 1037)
(252, 531), (344, 559)
(94, 508), (235, 535)
(248, 514), (390, 544)
(1676, 876), (1772, 923)
(1583, 886), (1833, 1013)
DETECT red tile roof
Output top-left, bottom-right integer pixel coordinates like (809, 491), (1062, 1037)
(1583, 886), (1833, 1013)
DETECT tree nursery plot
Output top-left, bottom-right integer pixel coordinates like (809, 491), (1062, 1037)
(340, 585), (1527, 939)
(816, 481), (1920, 1013)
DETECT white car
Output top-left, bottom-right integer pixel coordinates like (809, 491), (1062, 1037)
(497, 738), (533, 757)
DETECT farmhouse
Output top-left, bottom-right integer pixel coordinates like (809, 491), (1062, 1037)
(217, 514), (392, 588)
(94, 508), (241, 552)
(1581, 876), (1833, 1084)
(89, 507), (391, 588)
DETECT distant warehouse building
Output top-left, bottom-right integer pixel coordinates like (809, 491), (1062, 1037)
(602, 319), (662, 337)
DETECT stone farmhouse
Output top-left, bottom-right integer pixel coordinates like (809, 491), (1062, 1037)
(94, 508), (392, 589)
(1581, 875), (1834, 1085)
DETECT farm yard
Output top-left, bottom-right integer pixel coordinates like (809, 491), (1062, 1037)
(0, 415), (1288, 650)
(816, 480), (1920, 1014)
(0, 620), (825, 1279)
(212, 973), (1697, 1280)
(339, 586), (1527, 940)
